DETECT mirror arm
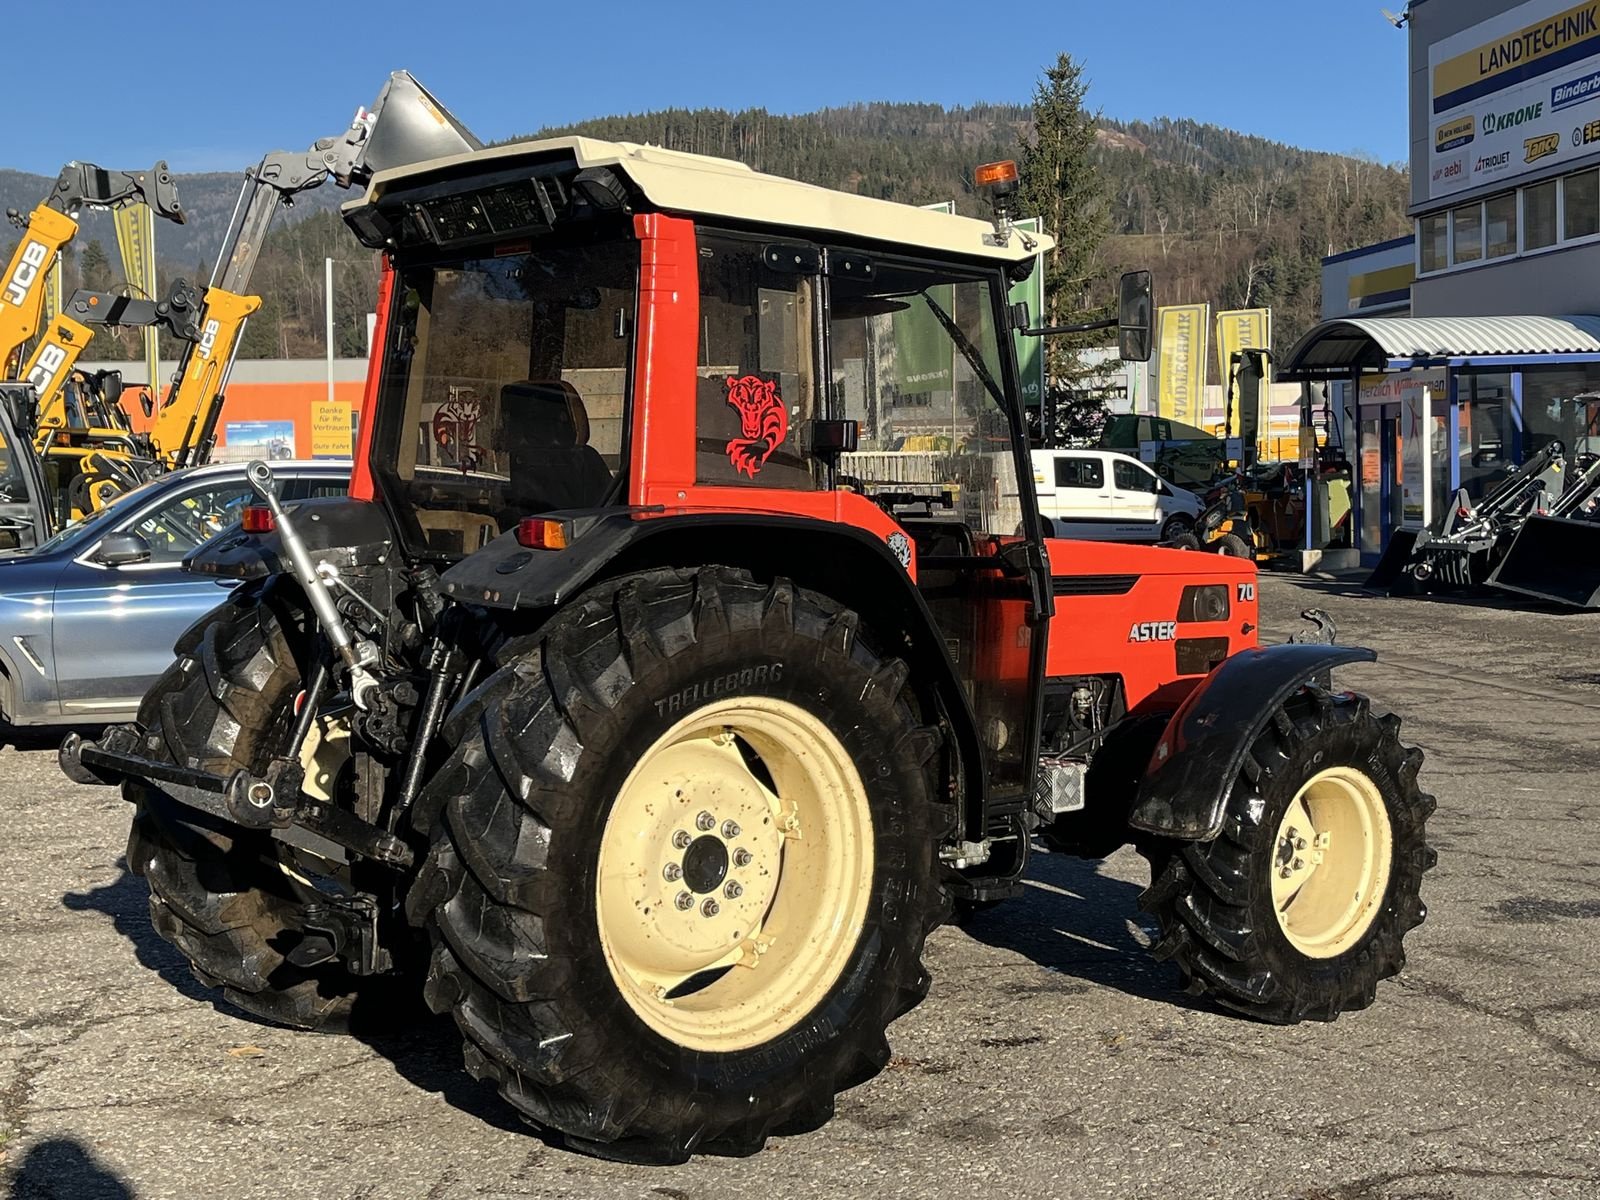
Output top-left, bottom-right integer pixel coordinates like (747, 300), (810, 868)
(1021, 316), (1118, 338)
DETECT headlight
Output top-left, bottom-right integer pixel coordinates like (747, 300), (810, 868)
(1177, 584), (1230, 623)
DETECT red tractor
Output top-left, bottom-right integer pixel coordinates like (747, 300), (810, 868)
(64, 124), (1434, 1163)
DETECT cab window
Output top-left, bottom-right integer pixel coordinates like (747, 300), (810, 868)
(695, 233), (819, 489)
(1055, 456), (1103, 489)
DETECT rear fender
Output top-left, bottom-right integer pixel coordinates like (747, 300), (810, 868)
(183, 497), (394, 581)
(1126, 643), (1376, 842)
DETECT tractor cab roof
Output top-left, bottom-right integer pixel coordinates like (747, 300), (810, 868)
(345, 135), (1054, 266)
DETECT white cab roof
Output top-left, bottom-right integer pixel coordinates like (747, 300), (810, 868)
(353, 136), (1054, 266)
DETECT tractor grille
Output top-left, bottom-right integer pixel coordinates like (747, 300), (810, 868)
(1052, 575), (1138, 597)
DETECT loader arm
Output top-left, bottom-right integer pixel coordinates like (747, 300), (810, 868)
(1, 162), (184, 375)
(148, 70), (482, 469)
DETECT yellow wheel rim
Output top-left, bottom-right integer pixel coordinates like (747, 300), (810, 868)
(596, 697), (874, 1053)
(1271, 766), (1394, 958)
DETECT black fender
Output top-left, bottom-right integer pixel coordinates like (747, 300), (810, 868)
(183, 497), (395, 580)
(441, 510), (990, 838)
(1126, 643), (1377, 842)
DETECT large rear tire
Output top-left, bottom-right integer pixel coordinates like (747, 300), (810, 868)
(405, 566), (950, 1161)
(125, 586), (397, 1031)
(1139, 689), (1434, 1023)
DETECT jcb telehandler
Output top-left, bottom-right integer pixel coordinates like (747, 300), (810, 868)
(63, 102), (1435, 1163)
(1, 160), (183, 376)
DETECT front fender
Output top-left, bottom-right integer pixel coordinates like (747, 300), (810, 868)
(1126, 643), (1376, 842)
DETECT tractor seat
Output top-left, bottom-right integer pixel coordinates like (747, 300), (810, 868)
(501, 380), (612, 512)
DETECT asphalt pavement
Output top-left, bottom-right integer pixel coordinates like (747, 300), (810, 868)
(2, 574), (1598, 1199)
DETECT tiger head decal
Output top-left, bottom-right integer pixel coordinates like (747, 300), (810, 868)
(723, 374), (788, 478)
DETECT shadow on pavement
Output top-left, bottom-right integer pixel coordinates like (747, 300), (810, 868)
(62, 860), (531, 1139)
(957, 845), (1212, 1014)
(6, 1137), (135, 1199)
(61, 859), (215, 1008)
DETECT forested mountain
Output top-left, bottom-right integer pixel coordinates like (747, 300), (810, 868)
(2, 104), (1411, 371)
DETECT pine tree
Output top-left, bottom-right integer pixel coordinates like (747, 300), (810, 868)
(1017, 54), (1112, 388)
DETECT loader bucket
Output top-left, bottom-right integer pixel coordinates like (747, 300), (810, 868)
(1364, 528), (1420, 591)
(1486, 515), (1600, 608)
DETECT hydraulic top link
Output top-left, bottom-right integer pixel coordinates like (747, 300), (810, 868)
(245, 461), (382, 710)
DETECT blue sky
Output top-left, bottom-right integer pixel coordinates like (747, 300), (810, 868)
(8, 1), (1411, 175)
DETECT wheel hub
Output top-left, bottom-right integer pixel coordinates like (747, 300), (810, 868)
(1270, 767), (1394, 959)
(681, 834), (730, 894)
(595, 697), (874, 1052)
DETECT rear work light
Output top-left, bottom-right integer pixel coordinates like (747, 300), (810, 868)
(516, 517), (569, 550)
(241, 505), (275, 533)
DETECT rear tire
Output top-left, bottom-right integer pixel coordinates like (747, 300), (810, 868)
(125, 586), (398, 1031)
(1139, 689), (1434, 1023)
(405, 566), (950, 1161)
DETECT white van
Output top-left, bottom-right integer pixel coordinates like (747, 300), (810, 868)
(1031, 448), (1203, 542)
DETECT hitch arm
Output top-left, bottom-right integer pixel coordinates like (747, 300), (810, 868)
(43, 161), (184, 222)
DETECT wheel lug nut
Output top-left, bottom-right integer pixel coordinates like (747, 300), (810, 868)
(696, 811), (716, 832)
(675, 891), (694, 911)
(663, 863), (683, 882)
(701, 898), (720, 918)
(1292, 856), (1305, 871)
(672, 830), (692, 850)
(721, 819), (741, 839)
(1294, 837), (1307, 851)
(733, 848), (753, 868)
(1279, 866), (1294, 878)
(724, 881), (743, 899)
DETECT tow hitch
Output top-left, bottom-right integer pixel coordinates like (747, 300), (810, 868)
(59, 726), (414, 869)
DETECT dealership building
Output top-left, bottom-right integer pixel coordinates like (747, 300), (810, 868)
(1300, 0), (1600, 565)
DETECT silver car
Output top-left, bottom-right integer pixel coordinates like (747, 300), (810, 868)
(0, 460), (350, 726)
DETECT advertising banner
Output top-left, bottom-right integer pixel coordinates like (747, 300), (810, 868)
(1157, 304), (1209, 424)
(112, 203), (161, 405)
(219, 419), (295, 464)
(311, 401), (354, 458)
(1008, 218), (1045, 409)
(1215, 308), (1270, 409)
(1429, 0), (1600, 198)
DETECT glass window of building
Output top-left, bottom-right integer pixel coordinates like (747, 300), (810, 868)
(1522, 366), (1600, 458)
(1525, 180), (1558, 250)
(1419, 213), (1449, 273)
(1452, 203), (1483, 264)
(1457, 373), (1513, 500)
(1484, 193), (1517, 258)
(1565, 170), (1600, 240)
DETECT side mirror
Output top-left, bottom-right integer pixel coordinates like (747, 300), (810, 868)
(1117, 270), (1153, 364)
(140, 390), (154, 419)
(93, 531), (151, 567)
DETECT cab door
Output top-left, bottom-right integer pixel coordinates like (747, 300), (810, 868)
(1111, 457), (1162, 538)
(1048, 453), (1112, 536)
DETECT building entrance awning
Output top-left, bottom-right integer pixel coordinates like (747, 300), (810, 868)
(1279, 315), (1600, 379)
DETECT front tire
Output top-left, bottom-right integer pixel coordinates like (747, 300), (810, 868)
(1139, 689), (1434, 1023)
(1214, 531), (1252, 558)
(406, 566), (949, 1161)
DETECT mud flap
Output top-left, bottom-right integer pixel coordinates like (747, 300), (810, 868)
(1486, 515), (1600, 608)
(1364, 527), (1419, 592)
